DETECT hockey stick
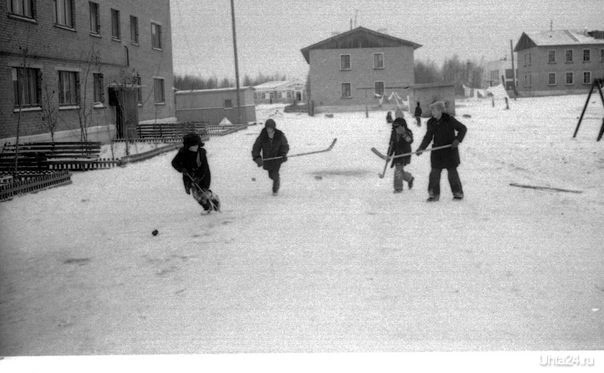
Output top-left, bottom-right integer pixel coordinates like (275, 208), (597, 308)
(371, 144), (453, 160)
(184, 172), (221, 212)
(378, 142), (394, 179)
(262, 138), (337, 161)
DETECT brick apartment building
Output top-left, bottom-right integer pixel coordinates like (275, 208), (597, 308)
(301, 26), (421, 111)
(0, 0), (175, 141)
(514, 29), (604, 96)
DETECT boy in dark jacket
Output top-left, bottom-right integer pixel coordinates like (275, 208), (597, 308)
(388, 117), (415, 193)
(171, 133), (220, 212)
(252, 119), (289, 196)
(416, 101), (467, 202)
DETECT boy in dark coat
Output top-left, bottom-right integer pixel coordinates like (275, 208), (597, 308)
(252, 119), (290, 195)
(416, 101), (467, 202)
(171, 133), (220, 212)
(414, 102), (422, 127)
(388, 117), (415, 193)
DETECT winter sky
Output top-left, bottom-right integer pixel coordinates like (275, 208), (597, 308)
(170, 0), (604, 80)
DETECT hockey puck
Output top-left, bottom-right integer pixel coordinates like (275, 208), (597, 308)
(152, 229), (159, 236)
(251, 177), (256, 181)
(314, 175), (323, 180)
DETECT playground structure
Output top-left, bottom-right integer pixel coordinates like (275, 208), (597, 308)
(573, 78), (604, 142)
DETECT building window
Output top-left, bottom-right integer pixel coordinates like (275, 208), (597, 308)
(8, 0), (35, 19)
(523, 74), (531, 88)
(373, 53), (384, 69)
(505, 69), (514, 79)
(548, 50), (556, 64)
(89, 2), (100, 34)
(583, 71), (591, 85)
(130, 16), (139, 44)
(58, 70), (80, 106)
(136, 75), (142, 105)
(111, 8), (120, 39)
(93, 73), (104, 103)
(374, 81), (384, 95)
(224, 99), (233, 108)
(565, 49), (573, 63)
(153, 78), (165, 104)
(341, 83), (351, 98)
(524, 53), (531, 67)
(565, 72), (574, 85)
(54, 0), (74, 28)
(151, 22), (162, 49)
(12, 67), (40, 108)
(340, 55), (351, 71)
(548, 72), (556, 86)
(601, 49), (604, 63)
(583, 49), (591, 63)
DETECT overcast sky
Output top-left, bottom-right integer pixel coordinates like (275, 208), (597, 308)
(170, 0), (604, 80)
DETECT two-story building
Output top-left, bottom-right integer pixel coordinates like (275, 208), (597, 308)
(514, 30), (604, 96)
(301, 27), (421, 111)
(0, 0), (175, 141)
(253, 80), (305, 104)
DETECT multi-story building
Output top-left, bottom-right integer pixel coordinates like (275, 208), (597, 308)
(0, 0), (175, 141)
(301, 27), (421, 111)
(514, 29), (604, 96)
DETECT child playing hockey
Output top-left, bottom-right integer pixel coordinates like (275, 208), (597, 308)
(171, 133), (220, 213)
(388, 117), (415, 193)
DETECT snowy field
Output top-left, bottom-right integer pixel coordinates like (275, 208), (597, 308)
(0, 95), (603, 354)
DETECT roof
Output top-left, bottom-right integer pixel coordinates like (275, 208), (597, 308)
(300, 26), (422, 63)
(175, 86), (253, 95)
(410, 82), (456, 89)
(514, 30), (604, 51)
(254, 80), (305, 91)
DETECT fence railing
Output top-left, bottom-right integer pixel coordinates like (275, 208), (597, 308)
(0, 171), (72, 201)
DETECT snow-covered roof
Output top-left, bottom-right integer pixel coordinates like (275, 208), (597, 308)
(515, 30), (604, 51)
(175, 86), (253, 95)
(254, 80), (305, 91)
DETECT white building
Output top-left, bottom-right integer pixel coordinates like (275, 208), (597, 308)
(254, 80), (305, 104)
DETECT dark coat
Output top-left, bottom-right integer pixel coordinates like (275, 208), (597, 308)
(251, 128), (289, 171)
(171, 147), (211, 192)
(418, 113), (467, 169)
(414, 105), (422, 117)
(388, 126), (414, 167)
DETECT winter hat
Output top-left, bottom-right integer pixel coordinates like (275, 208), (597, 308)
(429, 101), (445, 111)
(183, 133), (203, 147)
(393, 117), (407, 128)
(265, 119), (276, 128)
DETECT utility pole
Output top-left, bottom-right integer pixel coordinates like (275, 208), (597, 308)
(230, 0), (242, 124)
(510, 39), (518, 99)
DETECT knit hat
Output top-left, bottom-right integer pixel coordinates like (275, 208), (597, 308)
(265, 119), (276, 128)
(393, 117), (407, 128)
(183, 133), (203, 147)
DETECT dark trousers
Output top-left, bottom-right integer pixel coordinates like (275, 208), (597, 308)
(428, 167), (463, 197)
(268, 165), (281, 193)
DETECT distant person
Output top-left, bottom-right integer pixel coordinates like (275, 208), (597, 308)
(171, 133), (220, 213)
(252, 119), (290, 196)
(416, 101), (467, 202)
(386, 111), (393, 124)
(388, 117), (415, 193)
(414, 102), (422, 127)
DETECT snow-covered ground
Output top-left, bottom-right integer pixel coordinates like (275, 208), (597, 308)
(0, 95), (602, 354)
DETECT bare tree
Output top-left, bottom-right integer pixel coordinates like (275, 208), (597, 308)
(39, 78), (58, 143)
(76, 46), (101, 143)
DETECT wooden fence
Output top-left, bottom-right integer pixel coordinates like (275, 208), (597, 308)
(48, 158), (122, 171)
(0, 171), (72, 202)
(137, 121), (208, 138)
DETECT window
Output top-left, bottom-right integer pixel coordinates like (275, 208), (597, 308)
(224, 99), (233, 108)
(565, 72), (574, 85)
(341, 83), (351, 98)
(548, 72), (556, 86)
(565, 49), (573, 63)
(523, 74), (532, 88)
(111, 8), (120, 39)
(374, 81), (384, 95)
(8, 0), (35, 19)
(153, 78), (165, 104)
(548, 50), (556, 64)
(12, 67), (40, 108)
(601, 49), (604, 63)
(130, 16), (139, 44)
(135, 75), (142, 105)
(524, 53), (531, 67)
(151, 22), (162, 49)
(93, 73), (104, 103)
(505, 69), (514, 79)
(54, 0), (74, 28)
(583, 71), (591, 84)
(58, 70), (79, 106)
(583, 49), (591, 63)
(89, 2), (100, 34)
(340, 55), (351, 70)
(373, 53), (384, 69)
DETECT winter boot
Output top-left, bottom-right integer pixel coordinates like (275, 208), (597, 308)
(426, 195), (440, 202)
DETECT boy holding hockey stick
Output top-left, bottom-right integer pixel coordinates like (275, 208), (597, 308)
(172, 133), (220, 213)
(389, 117), (415, 193)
